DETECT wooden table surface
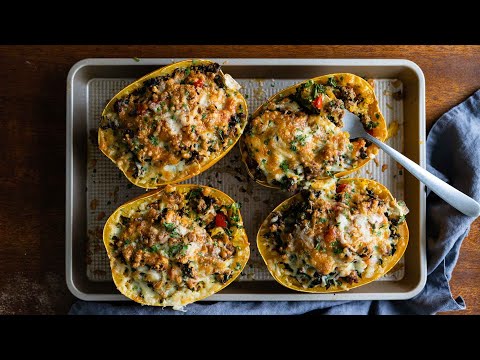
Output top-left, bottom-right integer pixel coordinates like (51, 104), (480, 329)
(0, 45), (478, 315)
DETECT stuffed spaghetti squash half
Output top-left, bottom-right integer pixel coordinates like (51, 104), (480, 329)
(257, 178), (408, 293)
(103, 184), (249, 308)
(99, 59), (248, 189)
(240, 73), (387, 192)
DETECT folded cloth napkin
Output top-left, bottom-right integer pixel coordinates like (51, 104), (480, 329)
(70, 90), (480, 315)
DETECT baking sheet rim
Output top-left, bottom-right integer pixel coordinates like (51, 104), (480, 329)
(66, 58), (427, 302)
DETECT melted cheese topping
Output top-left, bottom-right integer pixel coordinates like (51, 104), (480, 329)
(99, 62), (246, 188)
(243, 74), (383, 191)
(105, 185), (249, 308)
(260, 179), (408, 291)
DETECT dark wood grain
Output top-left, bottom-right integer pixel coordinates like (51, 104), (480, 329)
(0, 45), (479, 314)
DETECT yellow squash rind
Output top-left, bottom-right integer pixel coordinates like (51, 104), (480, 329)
(99, 59), (248, 189)
(257, 178), (408, 293)
(103, 184), (250, 307)
(240, 73), (388, 190)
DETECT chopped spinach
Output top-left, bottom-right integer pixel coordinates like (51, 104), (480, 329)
(293, 80), (326, 113)
(327, 77), (337, 87)
(149, 244), (161, 252)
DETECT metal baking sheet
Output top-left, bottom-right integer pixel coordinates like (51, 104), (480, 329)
(67, 59), (426, 301)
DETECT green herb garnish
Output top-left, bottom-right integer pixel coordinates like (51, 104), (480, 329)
(280, 160), (289, 173)
(295, 135), (307, 146)
(332, 241), (343, 254)
(168, 244), (185, 257)
(365, 121), (379, 130)
(164, 222), (176, 231)
(149, 135), (159, 146)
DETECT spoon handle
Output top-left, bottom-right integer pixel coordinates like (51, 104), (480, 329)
(364, 133), (480, 217)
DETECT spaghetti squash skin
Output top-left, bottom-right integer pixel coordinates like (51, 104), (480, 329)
(240, 74), (387, 192)
(103, 184), (249, 308)
(99, 60), (248, 189)
(257, 178), (408, 293)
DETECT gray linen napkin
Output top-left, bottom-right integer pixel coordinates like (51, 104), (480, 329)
(70, 90), (480, 315)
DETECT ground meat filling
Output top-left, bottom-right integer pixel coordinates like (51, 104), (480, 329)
(100, 63), (246, 184)
(243, 76), (381, 191)
(110, 186), (244, 301)
(262, 181), (408, 290)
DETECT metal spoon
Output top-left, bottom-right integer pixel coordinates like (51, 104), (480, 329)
(342, 110), (480, 217)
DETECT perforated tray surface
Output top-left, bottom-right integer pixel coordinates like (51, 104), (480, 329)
(85, 77), (405, 283)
